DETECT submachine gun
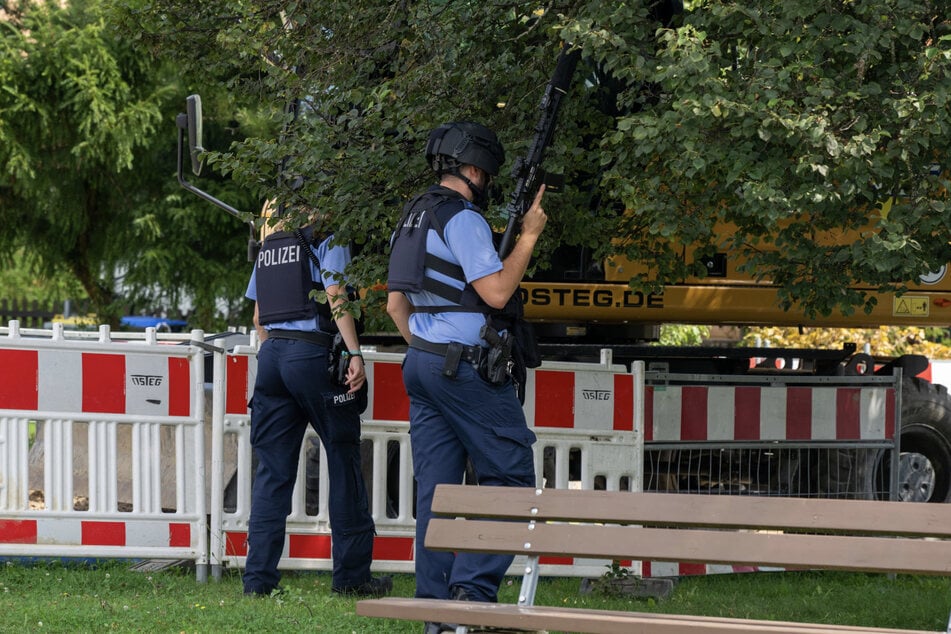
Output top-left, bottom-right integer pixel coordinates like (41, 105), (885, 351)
(496, 43), (581, 260)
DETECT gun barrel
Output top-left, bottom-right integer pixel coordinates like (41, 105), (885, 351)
(497, 43), (580, 260)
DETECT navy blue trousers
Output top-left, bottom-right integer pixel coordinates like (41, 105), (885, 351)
(402, 348), (536, 602)
(242, 337), (375, 594)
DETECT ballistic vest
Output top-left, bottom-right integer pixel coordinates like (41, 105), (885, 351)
(255, 227), (338, 331)
(388, 186), (493, 314)
(389, 187), (539, 389)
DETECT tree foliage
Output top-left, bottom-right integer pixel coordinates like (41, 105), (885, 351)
(113, 0), (589, 315)
(0, 0), (258, 328)
(107, 0), (951, 323)
(594, 1), (951, 319)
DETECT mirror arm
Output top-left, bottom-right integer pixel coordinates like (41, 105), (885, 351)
(176, 116), (259, 260)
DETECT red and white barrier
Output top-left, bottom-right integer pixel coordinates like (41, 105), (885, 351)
(2, 319), (909, 583)
(210, 342), (643, 580)
(0, 517), (195, 550)
(342, 351), (639, 433)
(929, 360), (951, 392)
(210, 344), (422, 576)
(0, 322), (209, 580)
(0, 346), (193, 418)
(645, 382), (897, 442)
(525, 369), (635, 432)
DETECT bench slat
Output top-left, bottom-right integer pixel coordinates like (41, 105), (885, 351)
(430, 486), (951, 537)
(425, 519), (951, 575)
(370, 486), (951, 633)
(356, 598), (932, 634)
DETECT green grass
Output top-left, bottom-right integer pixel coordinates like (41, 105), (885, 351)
(0, 560), (948, 633)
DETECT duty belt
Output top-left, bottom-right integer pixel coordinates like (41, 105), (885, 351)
(410, 335), (485, 378)
(268, 329), (334, 347)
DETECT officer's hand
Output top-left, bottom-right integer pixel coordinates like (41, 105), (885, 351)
(521, 184), (547, 238)
(347, 355), (366, 393)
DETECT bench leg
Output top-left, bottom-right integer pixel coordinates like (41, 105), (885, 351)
(517, 555), (541, 606)
(426, 555), (546, 634)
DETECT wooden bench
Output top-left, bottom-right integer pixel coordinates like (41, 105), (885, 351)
(357, 484), (951, 634)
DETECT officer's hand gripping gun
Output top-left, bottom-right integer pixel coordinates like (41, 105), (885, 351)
(496, 43), (580, 260)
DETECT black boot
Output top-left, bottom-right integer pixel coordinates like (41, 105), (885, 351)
(331, 575), (393, 597)
(421, 586), (473, 633)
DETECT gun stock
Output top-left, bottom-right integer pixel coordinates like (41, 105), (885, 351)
(497, 43), (580, 259)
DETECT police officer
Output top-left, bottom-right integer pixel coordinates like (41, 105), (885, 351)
(387, 122), (547, 630)
(243, 212), (391, 598)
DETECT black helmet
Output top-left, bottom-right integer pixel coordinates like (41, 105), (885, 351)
(425, 122), (505, 176)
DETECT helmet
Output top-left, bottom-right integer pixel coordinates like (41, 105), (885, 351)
(425, 122), (505, 177)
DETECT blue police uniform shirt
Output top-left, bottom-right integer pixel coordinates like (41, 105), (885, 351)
(406, 208), (502, 347)
(246, 234), (352, 333)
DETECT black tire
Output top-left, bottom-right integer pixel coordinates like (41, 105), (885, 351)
(894, 377), (951, 503)
(811, 446), (881, 500)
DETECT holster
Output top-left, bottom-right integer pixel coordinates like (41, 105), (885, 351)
(479, 324), (513, 386)
(327, 333), (350, 386)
